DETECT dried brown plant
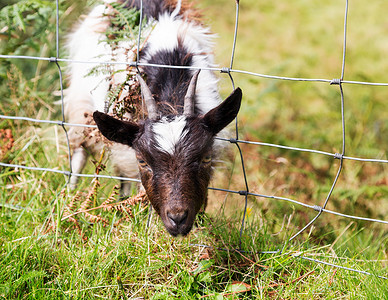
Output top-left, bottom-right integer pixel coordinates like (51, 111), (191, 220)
(0, 128), (14, 160)
(44, 183), (149, 241)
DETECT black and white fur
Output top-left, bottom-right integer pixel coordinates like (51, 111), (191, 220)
(65, 0), (242, 236)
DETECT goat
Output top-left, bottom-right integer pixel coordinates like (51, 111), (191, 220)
(65, 0), (242, 236)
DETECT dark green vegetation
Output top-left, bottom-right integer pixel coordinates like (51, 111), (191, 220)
(0, 0), (387, 298)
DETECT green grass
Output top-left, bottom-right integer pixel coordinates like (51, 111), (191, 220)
(1, 190), (388, 298)
(1, 0), (388, 298)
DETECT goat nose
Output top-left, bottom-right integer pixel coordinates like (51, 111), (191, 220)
(167, 210), (188, 227)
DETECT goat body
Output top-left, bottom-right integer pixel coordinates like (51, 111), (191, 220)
(65, 0), (242, 236)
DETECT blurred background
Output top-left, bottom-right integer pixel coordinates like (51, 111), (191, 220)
(204, 0), (388, 245)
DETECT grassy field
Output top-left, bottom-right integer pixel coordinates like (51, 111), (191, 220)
(1, 0), (388, 298)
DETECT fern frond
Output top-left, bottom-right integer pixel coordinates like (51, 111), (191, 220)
(84, 212), (109, 226)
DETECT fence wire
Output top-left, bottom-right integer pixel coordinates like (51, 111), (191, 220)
(0, 0), (387, 280)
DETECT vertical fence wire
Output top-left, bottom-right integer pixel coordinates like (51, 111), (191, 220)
(0, 0), (387, 279)
(54, 0), (72, 185)
(225, 0), (251, 251)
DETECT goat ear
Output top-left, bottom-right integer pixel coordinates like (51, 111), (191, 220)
(202, 87), (242, 135)
(93, 111), (139, 146)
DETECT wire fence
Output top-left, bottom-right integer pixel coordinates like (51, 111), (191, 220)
(0, 0), (387, 280)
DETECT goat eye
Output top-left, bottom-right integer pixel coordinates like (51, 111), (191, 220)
(201, 155), (212, 164)
(138, 159), (148, 167)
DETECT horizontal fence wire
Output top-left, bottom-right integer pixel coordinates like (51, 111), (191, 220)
(0, 0), (387, 280)
(2, 53), (388, 87)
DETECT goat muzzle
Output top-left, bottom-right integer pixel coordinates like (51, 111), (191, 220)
(163, 207), (193, 237)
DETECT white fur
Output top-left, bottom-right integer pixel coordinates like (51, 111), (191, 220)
(65, 4), (149, 113)
(64, 3), (143, 188)
(153, 116), (188, 154)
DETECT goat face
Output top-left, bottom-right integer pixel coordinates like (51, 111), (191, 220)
(93, 86), (242, 236)
(132, 116), (215, 236)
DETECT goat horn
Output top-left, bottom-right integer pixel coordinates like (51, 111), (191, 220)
(137, 73), (158, 120)
(183, 69), (200, 116)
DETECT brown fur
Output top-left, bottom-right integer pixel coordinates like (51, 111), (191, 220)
(165, 0), (203, 21)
